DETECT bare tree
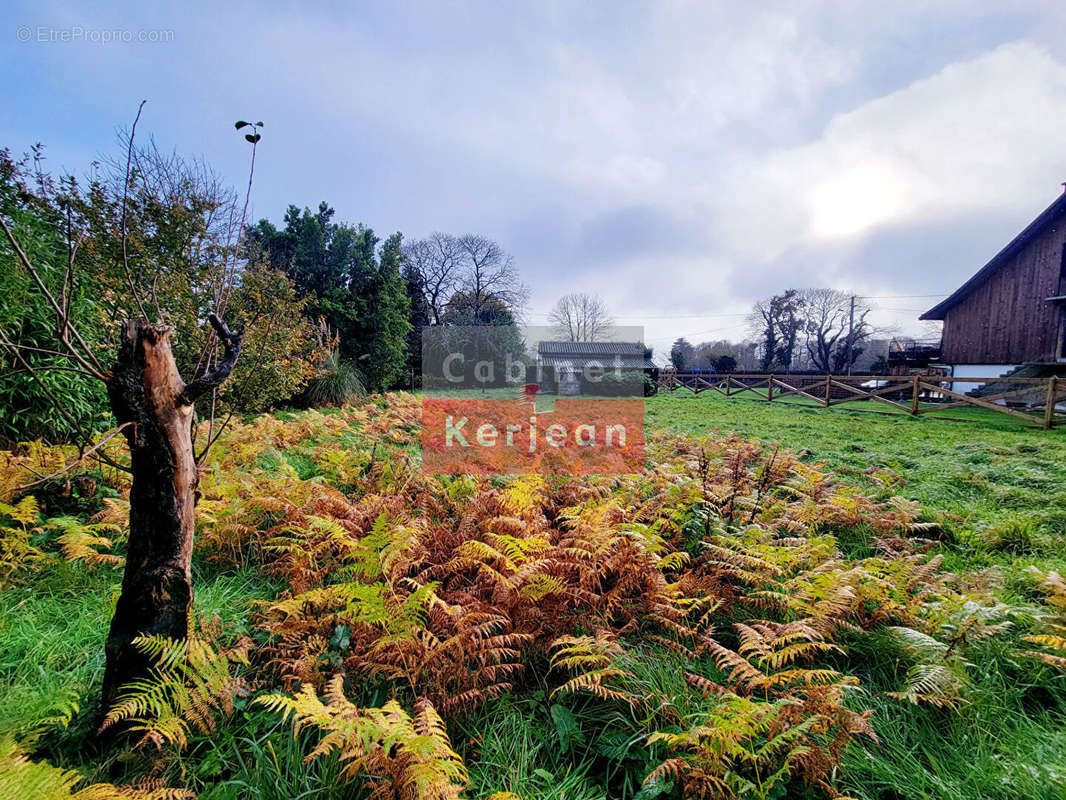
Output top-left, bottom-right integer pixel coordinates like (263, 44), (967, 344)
(452, 233), (526, 323)
(0, 108), (258, 726)
(799, 289), (871, 373)
(549, 292), (614, 341)
(403, 232), (463, 325)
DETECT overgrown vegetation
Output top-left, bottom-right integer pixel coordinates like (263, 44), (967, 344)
(1, 393), (1064, 798)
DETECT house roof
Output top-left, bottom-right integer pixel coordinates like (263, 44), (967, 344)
(538, 341), (647, 356)
(537, 341), (653, 370)
(921, 191), (1066, 320)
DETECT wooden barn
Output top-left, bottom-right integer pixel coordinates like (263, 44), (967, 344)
(921, 191), (1066, 379)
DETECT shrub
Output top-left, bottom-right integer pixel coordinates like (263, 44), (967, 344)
(303, 350), (365, 407)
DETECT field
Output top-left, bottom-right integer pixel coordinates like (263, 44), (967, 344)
(650, 391), (1066, 798)
(1, 392), (1065, 800)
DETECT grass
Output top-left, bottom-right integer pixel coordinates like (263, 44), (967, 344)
(646, 390), (1066, 799)
(646, 391), (1066, 567)
(839, 636), (1066, 800)
(0, 560), (112, 740)
(2, 393), (1065, 798)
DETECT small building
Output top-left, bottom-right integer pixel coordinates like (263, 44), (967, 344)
(536, 341), (652, 396)
(921, 191), (1066, 380)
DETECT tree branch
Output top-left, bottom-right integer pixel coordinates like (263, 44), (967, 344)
(0, 217), (107, 379)
(179, 313), (242, 406)
(0, 325), (131, 473)
(121, 100), (151, 322)
(15, 423), (133, 490)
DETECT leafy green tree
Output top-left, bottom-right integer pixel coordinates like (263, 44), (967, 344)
(0, 150), (108, 443)
(749, 290), (802, 371)
(670, 338), (694, 371)
(245, 204), (365, 352)
(711, 354), (737, 372)
(360, 233), (412, 393)
(247, 205), (417, 392)
(402, 257), (430, 385)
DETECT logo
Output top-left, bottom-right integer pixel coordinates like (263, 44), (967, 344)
(421, 326), (646, 474)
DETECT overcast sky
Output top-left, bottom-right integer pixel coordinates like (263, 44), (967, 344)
(4, 1), (1066, 359)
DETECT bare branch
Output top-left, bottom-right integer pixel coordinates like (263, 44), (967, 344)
(216, 128), (258, 320)
(120, 99), (151, 321)
(549, 293), (614, 341)
(15, 423), (133, 490)
(9, 364), (99, 379)
(404, 232), (463, 325)
(0, 217), (107, 379)
(179, 313), (243, 406)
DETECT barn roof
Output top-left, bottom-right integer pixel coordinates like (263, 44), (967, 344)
(920, 191), (1066, 320)
(537, 341), (653, 369)
(538, 341), (647, 355)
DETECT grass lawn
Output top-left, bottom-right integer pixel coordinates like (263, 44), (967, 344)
(647, 391), (1066, 561)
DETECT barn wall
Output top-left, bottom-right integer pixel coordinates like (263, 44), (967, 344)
(941, 219), (1066, 364)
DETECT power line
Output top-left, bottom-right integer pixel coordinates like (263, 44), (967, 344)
(857, 293), (949, 299)
(524, 312), (750, 320)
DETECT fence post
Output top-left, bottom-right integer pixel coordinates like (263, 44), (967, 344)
(767, 375), (773, 402)
(824, 375), (831, 407)
(911, 374), (920, 415)
(1045, 377), (1058, 430)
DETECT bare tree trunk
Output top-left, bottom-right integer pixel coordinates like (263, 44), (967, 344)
(99, 316), (240, 719)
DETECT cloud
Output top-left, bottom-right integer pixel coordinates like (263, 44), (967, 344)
(712, 41), (1066, 262)
(6, 0), (1066, 353)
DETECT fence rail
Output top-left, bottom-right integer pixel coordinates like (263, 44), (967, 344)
(658, 372), (1066, 429)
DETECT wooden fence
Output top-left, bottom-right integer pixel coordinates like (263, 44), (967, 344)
(658, 372), (1066, 429)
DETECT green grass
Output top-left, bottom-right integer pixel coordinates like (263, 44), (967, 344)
(838, 635), (1066, 800)
(646, 391), (1066, 567)
(0, 560), (279, 750)
(0, 560), (113, 740)
(3, 395), (1065, 798)
(646, 390), (1066, 799)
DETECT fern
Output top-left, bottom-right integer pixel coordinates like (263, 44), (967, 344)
(1020, 568), (1066, 669)
(100, 634), (248, 749)
(549, 632), (637, 705)
(0, 495), (45, 585)
(44, 516), (123, 567)
(883, 626), (968, 709)
(0, 736), (191, 799)
(257, 675), (467, 800)
(646, 695), (811, 800)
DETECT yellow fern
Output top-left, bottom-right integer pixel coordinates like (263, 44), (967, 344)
(257, 675), (467, 800)
(0, 496), (45, 586)
(101, 634), (248, 749)
(45, 516), (124, 567)
(0, 736), (191, 799)
(1020, 568), (1066, 669)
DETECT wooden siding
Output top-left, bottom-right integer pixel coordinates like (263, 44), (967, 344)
(941, 220), (1066, 364)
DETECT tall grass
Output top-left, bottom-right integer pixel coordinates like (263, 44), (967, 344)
(304, 351), (365, 407)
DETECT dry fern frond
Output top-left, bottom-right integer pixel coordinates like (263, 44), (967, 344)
(100, 634), (248, 749)
(0, 496), (45, 586)
(0, 736), (192, 799)
(1019, 568), (1066, 669)
(257, 676), (467, 800)
(45, 516), (124, 567)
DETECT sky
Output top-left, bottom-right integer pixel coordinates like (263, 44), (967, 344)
(4, 0), (1066, 360)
